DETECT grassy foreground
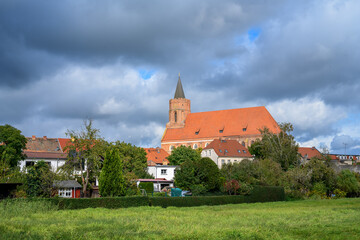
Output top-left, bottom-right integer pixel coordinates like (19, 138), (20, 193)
(1, 198), (360, 239)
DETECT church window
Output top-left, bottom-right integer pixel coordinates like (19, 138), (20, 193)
(170, 145), (175, 151)
(174, 111), (177, 123)
(193, 144), (198, 149)
(205, 143), (209, 147)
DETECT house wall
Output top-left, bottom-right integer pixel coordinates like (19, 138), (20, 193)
(147, 166), (177, 180)
(201, 149), (252, 168)
(19, 159), (66, 172)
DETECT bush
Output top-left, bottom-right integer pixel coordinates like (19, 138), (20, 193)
(138, 182), (154, 194)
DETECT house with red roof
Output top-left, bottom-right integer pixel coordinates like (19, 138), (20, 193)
(143, 147), (170, 166)
(161, 76), (281, 153)
(201, 139), (253, 168)
(298, 147), (323, 163)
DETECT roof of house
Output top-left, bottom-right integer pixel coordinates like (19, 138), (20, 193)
(298, 147), (323, 160)
(203, 139), (253, 158)
(143, 147), (170, 165)
(25, 136), (61, 152)
(162, 106), (280, 142)
(24, 151), (67, 159)
(54, 180), (81, 188)
(58, 138), (72, 152)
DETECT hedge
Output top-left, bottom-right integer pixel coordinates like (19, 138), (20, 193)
(1, 186), (284, 210)
(150, 186), (285, 208)
(48, 196), (149, 210)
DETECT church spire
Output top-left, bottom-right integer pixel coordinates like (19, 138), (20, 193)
(174, 73), (185, 99)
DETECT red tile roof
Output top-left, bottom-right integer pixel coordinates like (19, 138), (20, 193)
(203, 139), (253, 158)
(25, 136), (61, 152)
(162, 106), (280, 142)
(298, 147), (323, 160)
(328, 154), (339, 160)
(143, 148), (169, 165)
(24, 151), (67, 159)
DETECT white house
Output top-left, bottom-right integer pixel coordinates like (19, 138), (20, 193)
(201, 139), (253, 168)
(147, 165), (178, 181)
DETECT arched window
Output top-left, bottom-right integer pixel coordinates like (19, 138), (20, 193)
(193, 144), (198, 149)
(170, 145), (175, 151)
(251, 140), (255, 145)
(205, 143), (209, 147)
(174, 111), (177, 123)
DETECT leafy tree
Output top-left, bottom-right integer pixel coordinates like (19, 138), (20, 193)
(282, 167), (311, 199)
(304, 157), (337, 191)
(175, 156), (221, 194)
(337, 170), (359, 195)
(196, 157), (221, 192)
(26, 161), (55, 197)
(99, 147), (126, 197)
(0, 124), (27, 169)
(254, 159), (283, 186)
(63, 120), (106, 197)
(220, 160), (259, 185)
(167, 145), (201, 165)
(249, 122), (299, 170)
(112, 141), (151, 179)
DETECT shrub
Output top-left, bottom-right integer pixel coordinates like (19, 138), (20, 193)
(138, 182), (154, 194)
(337, 170), (359, 196)
(332, 189), (346, 199)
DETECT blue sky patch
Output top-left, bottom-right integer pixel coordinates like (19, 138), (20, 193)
(248, 27), (261, 42)
(139, 69), (156, 80)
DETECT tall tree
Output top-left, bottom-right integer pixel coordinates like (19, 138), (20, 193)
(167, 145), (201, 165)
(26, 161), (55, 198)
(63, 120), (105, 197)
(249, 122), (299, 170)
(0, 124), (27, 168)
(99, 147), (126, 197)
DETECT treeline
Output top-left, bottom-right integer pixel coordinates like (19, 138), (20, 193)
(169, 123), (360, 199)
(0, 121), (152, 198)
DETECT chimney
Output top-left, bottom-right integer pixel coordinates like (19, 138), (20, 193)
(43, 136), (47, 140)
(32, 135), (36, 141)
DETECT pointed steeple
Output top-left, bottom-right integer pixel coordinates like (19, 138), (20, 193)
(174, 73), (185, 99)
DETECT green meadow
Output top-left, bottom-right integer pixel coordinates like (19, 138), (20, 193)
(1, 198), (359, 240)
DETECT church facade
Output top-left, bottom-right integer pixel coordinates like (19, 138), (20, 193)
(161, 76), (281, 153)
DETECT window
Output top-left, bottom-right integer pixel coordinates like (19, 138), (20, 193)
(174, 111), (177, 123)
(234, 160), (237, 162)
(161, 169), (167, 175)
(25, 161), (35, 167)
(193, 144), (198, 149)
(221, 159), (225, 164)
(243, 128), (247, 131)
(241, 141), (245, 147)
(225, 149), (228, 153)
(170, 145), (175, 151)
(243, 150), (246, 153)
(219, 129), (223, 133)
(227, 160), (231, 163)
(59, 189), (72, 198)
(205, 143), (209, 147)
(209, 150), (211, 156)
(219, 149), (222, 153)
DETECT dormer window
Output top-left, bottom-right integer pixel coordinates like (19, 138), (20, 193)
(243, 128), (247, 131)
(225, 149), (228, 153)
(219, 129), (223, 133)
(195, 128), (200, 135)
(219, 149), (222, 153)
(243, 150), (246, 153)
(238, 150), (241, 153)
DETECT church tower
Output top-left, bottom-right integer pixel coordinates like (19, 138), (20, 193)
(166, 74), (191, 129)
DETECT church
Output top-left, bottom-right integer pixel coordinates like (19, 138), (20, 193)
(161, 76), (281, 153)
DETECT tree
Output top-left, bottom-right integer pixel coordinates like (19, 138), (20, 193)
(26, 161), (55, 197)
(0, 124), (27, 169)
(196, 157), (221, 192)
(254, 159), (283, 186)
(99, 147), (126, 197)
(337, 170), (359, 195)
(304, 157), (337, 191)
(112, 141), (151, 179)
(63, 120), (105, 197)
(167, 145), (201, 165)
(220, 160), (259, 185)
(249, 122), (299, 170)
(174, 159), (198, 191)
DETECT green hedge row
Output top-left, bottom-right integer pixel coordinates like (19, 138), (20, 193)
(47, 196), (149, 210)
(149, 186), (285, 208)
(2, 186), (284, 209)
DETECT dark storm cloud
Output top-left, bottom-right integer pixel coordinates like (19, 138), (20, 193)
(0, 0), (359, 150)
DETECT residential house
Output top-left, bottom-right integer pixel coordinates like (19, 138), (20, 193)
(201, 139), (253, 168)
(143, 147), (170, 166)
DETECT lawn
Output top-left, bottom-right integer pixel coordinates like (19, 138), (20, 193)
(1, 198), (359, 239)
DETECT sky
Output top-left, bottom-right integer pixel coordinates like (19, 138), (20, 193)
(0, 0), (359, 154)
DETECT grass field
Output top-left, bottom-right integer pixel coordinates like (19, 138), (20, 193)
(1, 198), (359, 240)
